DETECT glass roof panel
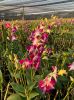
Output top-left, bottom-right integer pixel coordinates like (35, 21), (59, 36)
(0, 0), (74, 15)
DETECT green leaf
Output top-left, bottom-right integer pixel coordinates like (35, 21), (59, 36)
(11, 82), (25, 94)
(60, 76), (68, 83)
(35, 75), (43, 82)
(18, 93), (26, 98)
(7, 94), (24, 100)
(55, 78), (62, 89)
(14, 73), (21, 79)
(28, 82), (36, 92)
(29, 92), (39, 99)
(0, 70), (3, 90)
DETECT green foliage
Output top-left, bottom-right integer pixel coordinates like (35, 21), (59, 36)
(7, 94), (25, 100)
(11, 82), (25, 94)
(0, 19), (74, 100)
(29, 92), (39, 99)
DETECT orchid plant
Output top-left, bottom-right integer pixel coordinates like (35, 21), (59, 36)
(0, 18), (74, 100)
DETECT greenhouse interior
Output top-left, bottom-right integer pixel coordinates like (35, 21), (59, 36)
(0, 0), (74, 100)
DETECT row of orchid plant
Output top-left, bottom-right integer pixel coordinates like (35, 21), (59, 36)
(0, 18), (74, 100)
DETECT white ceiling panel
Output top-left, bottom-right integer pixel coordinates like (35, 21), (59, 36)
(0, 0), (74, 15)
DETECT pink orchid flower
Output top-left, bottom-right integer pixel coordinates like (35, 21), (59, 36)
(38, 45), (44, 54)
(22, 58), (33, 69)
(27, 45), (37, 54)
(41, 33), (48, 43)
(38, 77), (56, 93)
(19, 59), (25, 64)
(5, 22), (11, 29)
(7, 34), (17, 41)
(19, 23), (49, 71)
(12, 26), (17, 33)
(34, 29), (41, 38)
(68, 62), (74, 71)
(33, 60), (40, 70)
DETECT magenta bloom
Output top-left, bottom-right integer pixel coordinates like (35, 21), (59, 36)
(27, 45), (37, 53)
(19, 23), (49, 70)
(24, 58), (32, 69)
(21, 58), (33, 69)
(12, 26), (17, 33)
(29, 29), (41, 42)
(68, 62), (74, 71)
(38, 80), (44, 91)
(38, 77), (56, 93)
(34, 29), (41, 37)
(38, 45), (44, 54)
(29, 53), (34, 60)
(5, 22), (11, 29)
(32, 53), (41, 70)
(29, 30), (35, 41)
(41, 33), (48, 43)
(19, 59), (25, 64)
(32, 53), (41, 62)
(33, 60), (40, 70)
(32, 38), (40, 45)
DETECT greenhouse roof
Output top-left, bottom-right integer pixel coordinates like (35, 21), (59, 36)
(0, 0), (74, 15)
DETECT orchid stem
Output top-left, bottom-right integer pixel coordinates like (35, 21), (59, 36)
(4, 82), (10, 100)
(63, 81), (74, 100)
